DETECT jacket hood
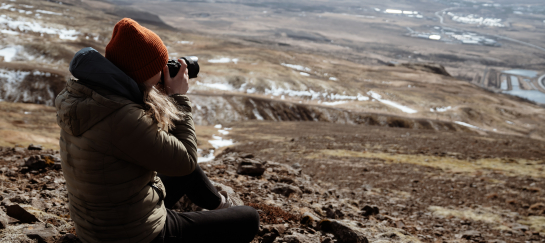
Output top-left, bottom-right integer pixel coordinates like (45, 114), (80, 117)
(69, 47), (143, 104)
(55, 47), (143, 136)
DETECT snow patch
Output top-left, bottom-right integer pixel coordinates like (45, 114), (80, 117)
(454, 121), (484, 130)
(197, 126), (235, 163)
(0, 46), (18, 61)
(281, 63), (311, 72)
(195, 81), (235, 91)
(0, 15), (79, 40)
(299, 72), (310, 76)
(249, 99), (264, 120)
(209, 135), (234, 148)
(176, 41), (193, 45)
(367, 91), (417, 113)
(0, 4), (13, 10)
(35, 9), (62, 15)
(0, 29), (19, 35)
(208, 57), (238, 64)
(430, 106), (452, 112)
(322, 101), (348, 106)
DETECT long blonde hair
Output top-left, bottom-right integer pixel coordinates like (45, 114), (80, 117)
(141, 84), (185, 131)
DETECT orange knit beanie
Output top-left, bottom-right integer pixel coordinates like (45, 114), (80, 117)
(105, 18), (168, 83)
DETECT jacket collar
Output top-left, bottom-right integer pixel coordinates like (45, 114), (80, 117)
(69, 47), (144, 104)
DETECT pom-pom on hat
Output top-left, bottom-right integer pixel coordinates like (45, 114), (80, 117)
(105, 18), (168, 83)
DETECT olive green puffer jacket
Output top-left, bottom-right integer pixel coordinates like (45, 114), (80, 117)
(55, 48), (197, 243)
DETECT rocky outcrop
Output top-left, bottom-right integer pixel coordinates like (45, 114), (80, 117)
(391, 62), (451, 77)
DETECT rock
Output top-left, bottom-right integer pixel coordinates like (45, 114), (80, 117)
(284, 232), (319, 243)
(22, 223), (58, 243)
(1, 198), (14, 207)
(25, 155), (47, 170)
(9, 194), (30, 204)
(0, 208), (9, 229)
(14, 147), (26, 153)
(310, 204), (325, 217)
(320, 219), (369, 243)
(459, 230), (481, 240)
(301, 211), (322, 228)
(361, 205), (379, 217)
(236, 159), (265, 176)
(239, 153), (254, 159)
(261, 233), (277, 243)
(396, 63), (451, 76)
(324, 205), (344, 219)
(28, 144), (43, 151)
(31, 198), (50, 211)
(212, 181), (244, 206)
(272, 183), (302, 197)
(6, 204), (40, 223)
(512, 224), (529, 232)
(291, 163), (301, 169)
(56, 234), (82, 243)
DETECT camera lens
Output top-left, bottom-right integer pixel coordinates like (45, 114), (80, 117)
(159, 56), (199, 83)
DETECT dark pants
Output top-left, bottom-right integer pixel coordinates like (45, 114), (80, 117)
(151, 166), (260, 243)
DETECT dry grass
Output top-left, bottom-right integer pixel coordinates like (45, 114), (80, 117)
(248, 202), (300, 224)
(430, 205), (545, 233)
(429, 206), (513, 231)
(0, 101), (59, 149)
(305, 149), (545, 178)
(518, 216), (545, 233)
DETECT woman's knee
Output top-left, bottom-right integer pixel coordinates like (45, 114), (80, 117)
(236, 206), (260, 240)
(238, 206), (260, 227)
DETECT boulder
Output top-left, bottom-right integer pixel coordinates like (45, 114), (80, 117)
(237, 159), (265, 176)
(272, 183), (302, 197)
(300, 211), (321, 228)
(9, 194), (30, 204)
(28, 144), (43, 151)
(14, 147), (26, 154)
(319, 219), (369, 243)
(6, 204), (40, 223)
(324, 206), (344, 219)
(459, 230), (481, 240)
(22, 223), (58, 243)
(25, 155), (47, 170)
(361, 205), (379, 217)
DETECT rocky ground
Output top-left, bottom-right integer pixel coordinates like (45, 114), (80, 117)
(0, 131), (544, 242)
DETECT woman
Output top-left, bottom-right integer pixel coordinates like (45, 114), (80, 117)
(55, 18), (259, 243)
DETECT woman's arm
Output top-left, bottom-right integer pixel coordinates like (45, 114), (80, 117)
(110, 101), (197, 176)
(169, 94), (198, 169)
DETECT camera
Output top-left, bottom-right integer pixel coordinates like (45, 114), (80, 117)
(160, 56), (199, 83)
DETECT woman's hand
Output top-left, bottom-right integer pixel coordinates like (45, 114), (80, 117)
(163, 59), (189, 96)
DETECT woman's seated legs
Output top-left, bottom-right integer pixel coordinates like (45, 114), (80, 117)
(158, 165), (221, 210)
(152, 206), (260, 243)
